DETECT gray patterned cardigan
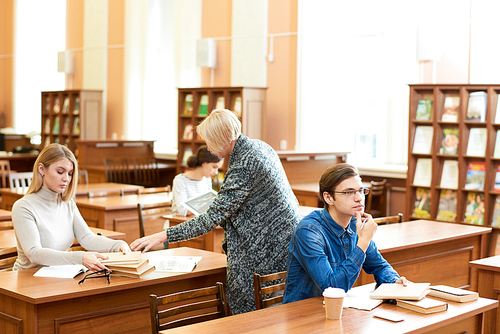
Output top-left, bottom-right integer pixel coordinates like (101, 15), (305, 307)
(166, 135), (302, 314)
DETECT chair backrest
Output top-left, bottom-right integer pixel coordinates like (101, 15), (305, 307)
(87, 189), (125, 198)
(137, 202), (172, 238)
(253, 271), (287, 310)
(0, 247), (17, 272)
(78, 169), (89, 184)
(373, 213), (403, 225)
(9, 172), (33, 190)
(0, 160), (12, 188)
(104, 158), (131, 184)
(133, 158), (160, 187)
(149, 282), (227, 333)
(366, 179), (387, 217)
(137, 185), (171, 195)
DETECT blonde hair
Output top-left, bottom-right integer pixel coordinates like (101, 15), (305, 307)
(196, 109), (241, 154)
(26, 143), (79, 201)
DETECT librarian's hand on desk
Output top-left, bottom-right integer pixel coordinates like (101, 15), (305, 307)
(130, 231), (167, 253)
(83, 252), (108, 272)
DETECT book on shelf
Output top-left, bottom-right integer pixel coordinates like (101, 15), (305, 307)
(44, 136), (50, 148)
(182, 148), (193, 165)
(62, 117), (70, 134)
(233, 96), (242, 118)
(396, 297), (448, 314)
(198, 94), (209, 116)
(52, 116), (60, 134)
(464, 161), (486, 190)
(215, 96), (225, 109)
(494, 166), (500, 191)
(412, 126), (433, 154)
(73, 97), (80, 114)
(53, 97), (61, 113)
(415, 99), (432, 121)
(464, 192), (485, 225)
(44, 96), (50, 111)
(466, 91), (487, 121)
(370, 282), (430, 301)
(442, 96), (459, 122)
(495, 94), (500, 123)
(413, 187), (431, 218)
(437, 189), (457, 222)
(44, 118), (51, 134)
(492, 196), (500, 227)
(413, 158), (432, 187)
(182, 123), (194, 140)
(466, 128), (487, 157)
(54, 137), (59, 144)
(62, 96), (70, 113)
(64, 137), (70, 147)
(439, 127), (459, 155)
(494, 130), (500, 158)
(72, 116), (80, 135)
(428, 285), (478, 303)
(183, 94), (193, 116)
(440, 160), (458, 189)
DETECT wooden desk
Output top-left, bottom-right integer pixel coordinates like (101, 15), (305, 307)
(469, 255), (500, 333)
(161, 294), (497, 334)
(0, 209), (12, 221)
(0, 182), (145, 210)
(0, 153), (38, 172)
(76, 192), (172, 244)
(0, 227), (126, 251)
(0, 247), (226, 334)
(360, 220), (491, 291)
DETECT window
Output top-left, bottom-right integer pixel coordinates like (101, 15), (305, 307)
(14, 0), (65, 136)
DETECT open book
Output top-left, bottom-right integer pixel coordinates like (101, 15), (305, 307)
(181, 190), (217, 216)
(33, 264), (88, 278)
(148, 255), (202, 273)
(370, 283), (431, 301)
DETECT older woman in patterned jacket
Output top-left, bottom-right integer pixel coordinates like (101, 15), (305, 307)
(131, 109), (302, 314)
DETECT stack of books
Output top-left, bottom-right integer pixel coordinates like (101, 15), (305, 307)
(100, 252), (155, 278)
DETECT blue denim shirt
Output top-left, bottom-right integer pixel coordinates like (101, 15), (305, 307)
(283, 209), (399, 304)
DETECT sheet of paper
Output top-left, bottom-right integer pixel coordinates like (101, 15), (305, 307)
(343, 282), (382, 311)
(147, 255), (202, 273)
(33, 264), (88, 278)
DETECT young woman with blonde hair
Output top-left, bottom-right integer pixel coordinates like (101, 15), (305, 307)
(12, 143), (129, 271)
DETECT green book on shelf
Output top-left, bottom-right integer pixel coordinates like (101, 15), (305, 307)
(198, 95), (209, 116)
(52, 116), (60, 134)
(415, 99), (432, 120)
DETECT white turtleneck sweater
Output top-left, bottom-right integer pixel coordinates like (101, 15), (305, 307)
(12, 186), (125, 270)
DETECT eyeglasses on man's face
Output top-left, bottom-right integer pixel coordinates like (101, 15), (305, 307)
(78, 269), (111, 284)
(331, 188), (370, 197)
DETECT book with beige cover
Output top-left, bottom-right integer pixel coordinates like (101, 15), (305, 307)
(396, 297), (448, 314)
(428, 285), (478, 303)
(370, 283), (430, 301)
(100, 252), (155, 278)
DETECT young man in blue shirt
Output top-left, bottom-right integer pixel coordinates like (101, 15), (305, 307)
(283, 163), (409, 303)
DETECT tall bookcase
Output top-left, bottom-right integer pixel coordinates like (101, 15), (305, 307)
(41, 90), (104, 152)
(407, 84), (500, 254)
(177, 87), (266, 175)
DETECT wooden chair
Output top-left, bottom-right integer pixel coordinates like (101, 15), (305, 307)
(0, 247), (17, 272)
(0, 220), (13, 230)
(133, 158), (160, 187)
(373, 213), (403, 225)
(104, 158), (131, 184)
(137, 185), (171, 195)
(137, 201), (172, 239)
(87, 189), (125, 198)
(253, 271), (287, 310)
(0, 160), (13, 188)
(149, 282), (227, 333)
(9, 172), (33, 190)
(78, 169), (89, 184)
(365, 179), (387, 218)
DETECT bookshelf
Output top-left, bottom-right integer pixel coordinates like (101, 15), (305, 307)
(41, 90), (104, 152)
(177, 87), (266, 178)
(407, 84), (500, 255)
